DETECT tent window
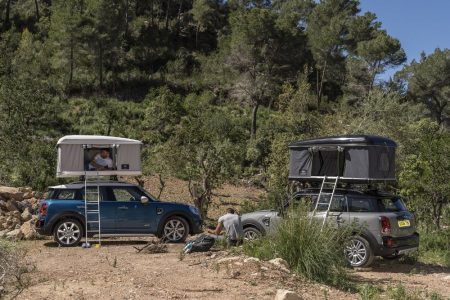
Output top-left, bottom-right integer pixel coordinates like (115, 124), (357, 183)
(378, 152), (389, 172)
(84, 147), (116, 171)
(311, 150), (345, 176)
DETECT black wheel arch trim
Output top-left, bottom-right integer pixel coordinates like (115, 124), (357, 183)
(352, 230), (378, 253)
(242, 220), (266, 235)
(156, 211), (194, 236)
(49, 212), (85, 235)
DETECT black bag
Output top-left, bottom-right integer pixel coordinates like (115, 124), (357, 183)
(183, 234), (215, 253)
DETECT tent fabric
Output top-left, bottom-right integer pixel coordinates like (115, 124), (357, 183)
(289, 143), (396, 182)
(56, 135), (142, 177)
(57, 135), (142, 145)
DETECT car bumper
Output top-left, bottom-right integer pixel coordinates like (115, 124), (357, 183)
(375, 232), (420, 256)
(35, 218), (52, 235)
(191, 218), (203, 234)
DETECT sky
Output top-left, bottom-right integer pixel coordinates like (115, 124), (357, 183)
(359, 0), (450, 80)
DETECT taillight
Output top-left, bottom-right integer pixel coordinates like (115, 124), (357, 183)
(380, 216), (391, 235)
(40, 202), (47, 217)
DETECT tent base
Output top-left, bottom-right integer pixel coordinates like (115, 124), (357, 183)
(57, 171), (142, 178)
(288, 176), (396, 183)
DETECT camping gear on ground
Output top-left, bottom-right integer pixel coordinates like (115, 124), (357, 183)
(183, 235), (216, 253)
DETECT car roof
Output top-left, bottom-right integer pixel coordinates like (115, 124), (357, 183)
(49, 181), (137, 189)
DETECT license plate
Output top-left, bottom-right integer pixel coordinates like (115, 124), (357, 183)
(398, 220), (411, 227)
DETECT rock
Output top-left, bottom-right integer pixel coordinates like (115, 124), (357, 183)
(217, 257), (241, 264)
(0, 186), (24, 201)
(19, 187), (33, 199)
(21, 208), (32, 222)
(244, 257), (260, 263)
(0, 200), (7, 210)
(444, 275), (450, 280)
(6, 228), (23, 240)
(0, 229), (9, 238)
(269, 258), (290, 271)
(20, 220), (36, 239)
(274, 289), (301, 300)
(5, 200), (18, 212)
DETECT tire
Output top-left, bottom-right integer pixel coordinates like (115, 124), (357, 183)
(53, 218), (83, 247)
(162, 216), (189, 243)
(382, 254), (404, 260)
(344, 236), (374, 268)
(243, 226), (262, 241)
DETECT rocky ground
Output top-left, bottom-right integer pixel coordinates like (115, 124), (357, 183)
(1, 182), (449, 299)
(14, 238), (450, 300)
(0, 186), (41, 240)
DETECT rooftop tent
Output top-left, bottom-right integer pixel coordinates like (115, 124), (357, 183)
(288, 135), (397, 182)
(56, 135), (143, 177)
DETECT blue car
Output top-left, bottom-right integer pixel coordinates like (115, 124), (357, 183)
(36, 181), (203, 246)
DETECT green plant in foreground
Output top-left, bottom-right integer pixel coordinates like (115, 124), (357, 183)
(358, 283), (382, 300)
(243, 206), (354, 289)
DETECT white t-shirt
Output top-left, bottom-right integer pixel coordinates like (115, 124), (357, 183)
(218, 213), (244, 240)
(89, 154), (113, 170)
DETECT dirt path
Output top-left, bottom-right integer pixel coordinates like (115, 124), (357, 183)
(17, 238), (450, 300)
(18, 238), (352, 300)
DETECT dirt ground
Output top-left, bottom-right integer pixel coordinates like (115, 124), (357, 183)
(16, 238), (450, 300)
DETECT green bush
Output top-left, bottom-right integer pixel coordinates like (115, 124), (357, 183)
(418, 228), (450, 267)
(243, 206), (353, 289)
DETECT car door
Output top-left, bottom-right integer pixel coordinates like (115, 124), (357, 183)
(327, 195), (350, 227)
(107, 186), (157, 233)
(82, 187), (116, 233)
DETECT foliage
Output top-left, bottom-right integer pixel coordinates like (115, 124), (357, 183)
(0, 240), (35, 298)
(243, 206), (353, 289)
(399, 121), (450, 230)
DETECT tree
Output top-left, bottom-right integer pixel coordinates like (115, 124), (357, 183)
(399, 121), (450, 230)
(307, 0), (359, 107)
(402, 49), (450, 127)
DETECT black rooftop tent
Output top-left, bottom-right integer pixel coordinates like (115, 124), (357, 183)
(288, 135), (397, 182)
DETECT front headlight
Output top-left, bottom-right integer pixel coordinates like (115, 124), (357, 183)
(188, 205), (200, 216)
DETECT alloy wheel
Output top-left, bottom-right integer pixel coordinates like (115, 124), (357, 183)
(56, 221), (81, 246)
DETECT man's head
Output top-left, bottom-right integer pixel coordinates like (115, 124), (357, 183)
(100, 148), (110, 159)
(226, 208), (235, 214)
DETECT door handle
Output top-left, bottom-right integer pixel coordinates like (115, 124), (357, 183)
(118, 206), (128, 210)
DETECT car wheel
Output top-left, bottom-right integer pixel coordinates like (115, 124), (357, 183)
(162, 217), (189, 243)
(382, 253), (404, 260)
(243, 226), (262, 241)
(53, 218), (83, 247)
(344, 236), (374, 268)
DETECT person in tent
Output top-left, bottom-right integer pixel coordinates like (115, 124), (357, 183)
(89, 148), (113, 171)
(207, 208), (244, 246)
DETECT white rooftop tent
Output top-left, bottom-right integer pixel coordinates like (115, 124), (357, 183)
(56, 135), (143, 177)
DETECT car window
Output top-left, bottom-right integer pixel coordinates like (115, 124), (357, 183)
(82, 187), (103, 202)
(377, 197), (406, 212)
(54, 189), (78, 200)
(348, 197), (376, 212)
(111, 187), (142, 202)
(315, 195), (346, 212)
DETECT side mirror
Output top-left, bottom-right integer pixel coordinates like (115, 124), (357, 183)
(140, 196), (149, 204)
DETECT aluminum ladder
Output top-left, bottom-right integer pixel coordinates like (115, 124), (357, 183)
(311, 176), (339, 230)
(83, 174), (101, 248)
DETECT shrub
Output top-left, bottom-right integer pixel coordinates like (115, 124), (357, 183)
(0, 240), (34, 297)
(418, 228), (450, 267)
(243, 206), (353, 289)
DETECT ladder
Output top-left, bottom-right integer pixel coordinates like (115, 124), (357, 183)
(311, 176), (339, 230)
(83, 174), (101, 248)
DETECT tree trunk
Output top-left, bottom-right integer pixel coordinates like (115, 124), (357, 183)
(124, 0), (129, 38)
(317, 62), (327, 109)
(251, 103), (259, 139)
(98, 41), (103, 89)
(69, 35), (74, 86)
(4, 0), (11, 28)
(34, 0), (40, 20)
(165, 0), (171, 30)
(195, 23), (200, 49)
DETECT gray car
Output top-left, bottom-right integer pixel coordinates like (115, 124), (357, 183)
(241, 188), (419, 267)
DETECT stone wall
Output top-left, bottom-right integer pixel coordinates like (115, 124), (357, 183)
(0, 186), (41, 240)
